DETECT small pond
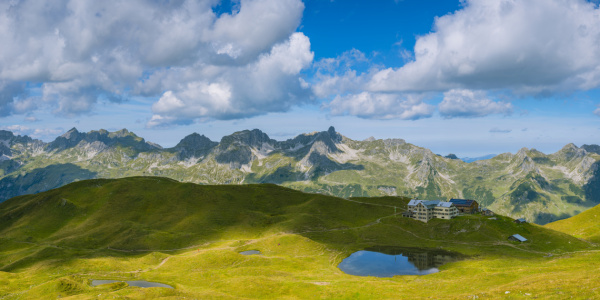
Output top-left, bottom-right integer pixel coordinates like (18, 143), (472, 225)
(240, 250), (261, 255)
(338, 246), (463, 277)
(91, 280), (174, 289)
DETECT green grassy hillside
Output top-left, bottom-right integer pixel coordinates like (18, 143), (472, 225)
(0, 177), (393, 254)
(545, 203), (600, 243)
(0, 177), (598, 299)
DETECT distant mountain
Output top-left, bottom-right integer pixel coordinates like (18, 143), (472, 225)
(582, 144), (600, 155)
(0, 127), (599, 225)
(460, 154), (497, 163)
(444, 154), (459, 160)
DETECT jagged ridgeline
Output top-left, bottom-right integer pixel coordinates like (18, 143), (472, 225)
(0, 127), (599, 225)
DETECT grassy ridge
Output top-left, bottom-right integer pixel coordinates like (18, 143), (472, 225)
(0, 177), (392, 253)
(545, 203), (600, 243)
(0, 177), (597, 299)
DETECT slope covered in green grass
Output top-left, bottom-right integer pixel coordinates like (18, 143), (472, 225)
(0, 177), (392, 254)
(545, 203), (600, 243)
(0, 177), (597, 299)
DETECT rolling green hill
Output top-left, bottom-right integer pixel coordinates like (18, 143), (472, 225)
(0, 177), (394, 255)
(545, 203), (600, 243)
(1, 177), (598, 299)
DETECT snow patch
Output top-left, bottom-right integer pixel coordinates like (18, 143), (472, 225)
(550, 157), (596, 184)
(178, 157), (199, 168)
(437, 172), (456, 184)
(31, 145), (45, 157)
(147, 162), (159, 172)
(251, 142), (275, 160)
(0, 154), (10, 161)
(329, 144), (361, 163)
(389, 150), (410, 164)
(240, 163), (252, 173)
(287, 143), (306, 152)
(378, 186), (397, 196)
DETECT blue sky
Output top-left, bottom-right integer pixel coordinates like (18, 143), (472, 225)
(0, 0), (599, 157)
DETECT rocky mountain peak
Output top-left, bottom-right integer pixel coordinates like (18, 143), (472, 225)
(445, 154), (459, 160)
(173, 133), (217, 160)
(48, 128), (84, 151)
(310, 127), (341, 154)
(382, 138), (406, 147)
(582, 144), (600, 155)
(561, 143), (579, 151)
(515, 147), (531, 160)
(176, 133), (213, 148)
(557, 143), (585, 161)
(0, 131), (38, 156)
(110, 128), (131, 138)
(219, 129), (274, 149)
(61, 128), (81, 140)
(0, 130), (15, 140)
(48, 128), (157, 152)
(327, 126), (336, 136)
(214, 129), (274, 168)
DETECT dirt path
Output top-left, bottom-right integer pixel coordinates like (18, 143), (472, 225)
(295, 214), (398, 234)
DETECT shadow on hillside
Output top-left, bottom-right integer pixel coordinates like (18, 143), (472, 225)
(584, 161), (600, 204)
(534, 212), (572, 225)
(0, 164), (97, 203)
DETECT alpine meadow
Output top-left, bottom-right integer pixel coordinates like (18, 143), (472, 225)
(2, 0), (600, 299)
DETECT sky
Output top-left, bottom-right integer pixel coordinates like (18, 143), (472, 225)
(0, 0), (599, 157)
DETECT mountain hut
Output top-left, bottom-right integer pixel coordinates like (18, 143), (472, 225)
(448, 199), (479, 214)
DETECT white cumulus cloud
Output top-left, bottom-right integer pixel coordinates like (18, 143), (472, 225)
(316, 0), (600, 120)
(0, 125), (63, 138)
(367, 0), (600, 94)
(325, 92), (434, 120)
(439, 89), (512, 118)
(147, 32), (313, 126)
(0, 0), (311, 123)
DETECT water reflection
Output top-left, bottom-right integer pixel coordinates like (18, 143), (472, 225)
(91, 279), (174, 289)
(338, 246), (462, 277)
(240, 250), (261, 255)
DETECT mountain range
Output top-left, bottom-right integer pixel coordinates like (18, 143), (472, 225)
(1, 126), (599, 224)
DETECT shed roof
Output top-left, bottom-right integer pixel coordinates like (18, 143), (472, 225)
(437, 202), (453, 208)
(408, 199), (422, 206)
(516, 218), (527, 223)
(421, 200), (441, 209)
(409, 199), (442, 207)
(510, 234), (527, 242)
(449, 199), (477, 206)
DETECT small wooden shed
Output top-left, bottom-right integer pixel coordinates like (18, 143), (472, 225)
(514, 218), (527, 224)
(481, 208), (494, 216)
(508, 234), (528, 242)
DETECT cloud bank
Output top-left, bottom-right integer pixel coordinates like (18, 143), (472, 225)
(1, 0), (599, 124)
(319, 0), (600, 119)
(439, 89), (512, 118)
(0, 0), (312, 126)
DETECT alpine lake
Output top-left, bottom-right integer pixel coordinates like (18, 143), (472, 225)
(338, 246), (463, 277)
(91, 280), (174, 289)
